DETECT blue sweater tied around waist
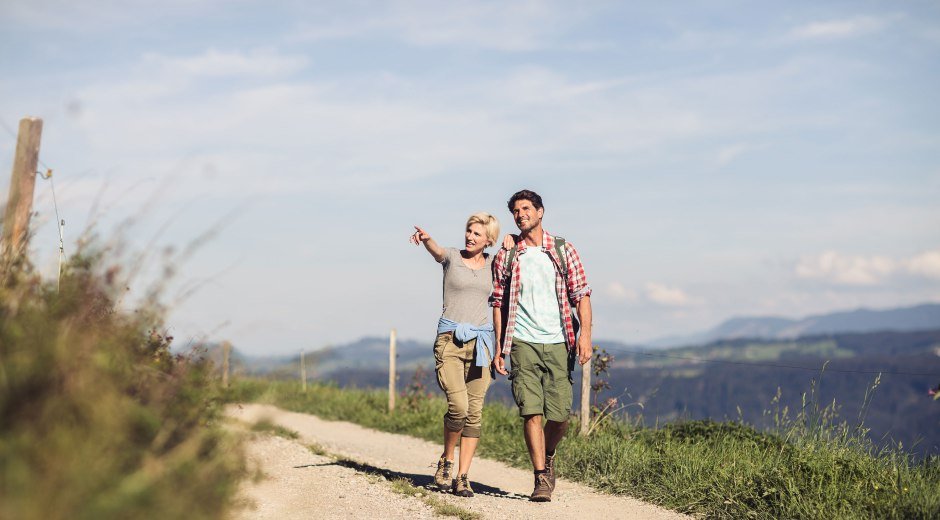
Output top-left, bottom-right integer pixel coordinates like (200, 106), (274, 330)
(436, 317), (496, 368)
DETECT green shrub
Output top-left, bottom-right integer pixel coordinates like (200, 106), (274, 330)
(0, 250), (245, 519)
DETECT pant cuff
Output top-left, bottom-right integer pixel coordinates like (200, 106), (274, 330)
(461, 426), (481, 438)
(444, 416), (466, 432)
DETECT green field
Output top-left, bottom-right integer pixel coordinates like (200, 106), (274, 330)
(227, 378), (940, 519)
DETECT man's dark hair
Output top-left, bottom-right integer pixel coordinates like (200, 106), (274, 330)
(507, 189), (543, 212)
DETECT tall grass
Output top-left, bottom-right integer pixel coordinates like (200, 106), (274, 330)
(228, 378), (940, 519)
(0, 249), (245, 519)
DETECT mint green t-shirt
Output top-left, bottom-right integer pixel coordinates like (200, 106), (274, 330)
(513, 247), (564, 344)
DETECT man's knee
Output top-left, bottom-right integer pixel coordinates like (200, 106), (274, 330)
(523, 414), (543, 427)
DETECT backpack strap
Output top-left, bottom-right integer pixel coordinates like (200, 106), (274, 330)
(503, 236), (568, 281)
(502, 246), (517, 281)
(553, 236), (568, 279)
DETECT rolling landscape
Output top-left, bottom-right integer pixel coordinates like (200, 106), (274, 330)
(225, 303), (940, 456)
(5, 2), (939, 517)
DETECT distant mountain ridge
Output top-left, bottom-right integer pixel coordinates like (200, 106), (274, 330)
(646, 302), (940, 348)
(216, 303), (940, 374)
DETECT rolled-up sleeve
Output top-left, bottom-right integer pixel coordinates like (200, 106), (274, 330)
(489, 248), (507, 308)
(564, 242), (592, 305)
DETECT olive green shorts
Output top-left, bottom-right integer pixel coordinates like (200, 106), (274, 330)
(509, 339), (573, 422)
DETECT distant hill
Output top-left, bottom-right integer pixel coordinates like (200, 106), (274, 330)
(209, 302), (940, 455)
(646, 302), (940, 348)
(223, 302), (940, 378)
(306, 336), (429, 375)
(228, 328), (940, 456)
(199, 336), (431, 380)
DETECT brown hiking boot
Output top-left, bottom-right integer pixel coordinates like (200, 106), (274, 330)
(530, 472), (552, 502)
(433, 457), (454, 490)
(545, 452), (557, 491)
(453, 474), (474, 497)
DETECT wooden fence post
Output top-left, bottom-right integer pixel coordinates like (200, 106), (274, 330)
(580, 356), (592, 436)
(2, 117), (43, 259)
(300, 349), (307, 392)
(388, 328), (397, 413)
(221, 341), (231, 389)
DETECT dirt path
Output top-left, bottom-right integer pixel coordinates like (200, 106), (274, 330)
(233, 431), (439, 519)
(228, 404), (689, 520)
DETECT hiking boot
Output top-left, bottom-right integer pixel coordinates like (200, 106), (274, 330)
(545, 452), (557, 492)
(530, 472), (552, 502)
(433, 457), (454, 490)
(453, 474), (474, 497)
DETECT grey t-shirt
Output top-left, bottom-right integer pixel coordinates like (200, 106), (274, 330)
(440, 247), (494, 326)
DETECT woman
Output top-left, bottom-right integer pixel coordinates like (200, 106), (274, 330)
(409, 213), (500, 498)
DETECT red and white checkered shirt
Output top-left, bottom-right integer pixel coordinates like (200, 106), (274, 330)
(489, 230), (592, 355)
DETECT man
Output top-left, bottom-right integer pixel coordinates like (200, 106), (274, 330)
(491, 189), (592, 502)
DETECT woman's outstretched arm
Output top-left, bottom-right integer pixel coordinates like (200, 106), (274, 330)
(410, 225), (446, 262)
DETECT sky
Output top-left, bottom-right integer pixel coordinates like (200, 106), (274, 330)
(1, 1), (938, 355)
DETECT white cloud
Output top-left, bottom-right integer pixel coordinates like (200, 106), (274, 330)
(716, 143), (749, 167)
(2, 0), (229, 31)
(908, 251), (940, 280)
(645, 282), (692, 307)
(290, 1), (599, 51)
(605, 281), (638, 302)
(795, 249), (940, 285)
(67, 46), (802, 206)
(795, 251), (895, 285)
(790, 15), (888, 40)
(142, 49), (309, 78)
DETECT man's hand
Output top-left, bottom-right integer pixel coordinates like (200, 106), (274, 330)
(577, 336), (592, 365)
(494, 354), (509, 375)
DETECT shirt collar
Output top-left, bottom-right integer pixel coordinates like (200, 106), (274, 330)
(516, 230), (553, 254)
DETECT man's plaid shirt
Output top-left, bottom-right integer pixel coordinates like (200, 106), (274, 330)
(489, 230), (592, 355)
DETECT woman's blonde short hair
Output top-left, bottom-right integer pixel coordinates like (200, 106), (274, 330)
(466, 212), (500, 248)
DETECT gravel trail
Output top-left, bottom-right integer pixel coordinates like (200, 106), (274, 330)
(227, 403), (689, 520)
(232, 428), (438, 519)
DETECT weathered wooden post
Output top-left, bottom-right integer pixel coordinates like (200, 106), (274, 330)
(580, 356), (592, 436)
(2, 117), (43, 259)
(221, 341), (231, 389)
(388, 328), (397, 413)
(300, 349), (307, 392)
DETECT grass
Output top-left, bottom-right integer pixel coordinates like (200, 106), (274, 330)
(308, 442), (328, 456)
(250, 419), (299, 440)
(0, 247), (245, 519)
(388, 477), (481, 520)
(227, 378), (940, 519)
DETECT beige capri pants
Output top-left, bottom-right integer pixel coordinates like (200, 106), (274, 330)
(433, 332), (492, 438)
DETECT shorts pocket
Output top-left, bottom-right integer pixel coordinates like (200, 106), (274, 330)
(509, 369), (524, 408)
(567, 352), (575, 384)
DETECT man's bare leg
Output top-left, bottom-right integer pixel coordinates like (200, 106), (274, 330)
(523, 415), (546, 470)
(544, 420), (568, 454)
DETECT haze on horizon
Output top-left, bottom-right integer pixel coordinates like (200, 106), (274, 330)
(1, 1), (938, 355)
